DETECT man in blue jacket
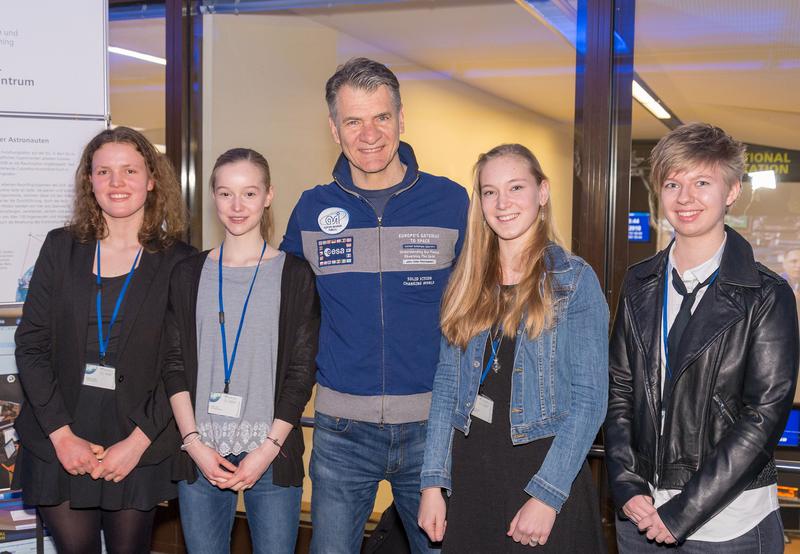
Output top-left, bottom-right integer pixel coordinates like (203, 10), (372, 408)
(281, 57), (469, 553)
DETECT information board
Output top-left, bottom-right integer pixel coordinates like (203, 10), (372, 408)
(0, 0), (107, 117)
(0, 118), (104, 303)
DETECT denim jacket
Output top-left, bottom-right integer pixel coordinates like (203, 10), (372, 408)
(420, 244), (609, 512)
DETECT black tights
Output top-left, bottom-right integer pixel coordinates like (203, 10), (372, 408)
(38, 502), (155, 554)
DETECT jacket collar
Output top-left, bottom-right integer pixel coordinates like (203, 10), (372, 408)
(625, 226), (755, 420)
(116, 247), (161, 359)
(332, 141), (420, 193)
(543, 242), (570, 274)
(630, 226), (760, 288)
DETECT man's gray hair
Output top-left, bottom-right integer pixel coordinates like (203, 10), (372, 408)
(326, 57), (402, 120)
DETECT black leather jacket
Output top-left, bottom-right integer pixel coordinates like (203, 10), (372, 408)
(605, 228), (799, 542)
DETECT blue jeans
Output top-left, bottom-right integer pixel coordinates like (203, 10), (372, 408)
(178, 453), (302, 554)
(616, 509), (784, 553)
(310, 412), (435, 554)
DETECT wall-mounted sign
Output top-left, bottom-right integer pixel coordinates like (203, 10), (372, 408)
(745, 144), (800, 183)
(628, 212), (650, 242)
(0, 0), (107, 117)
(0, 117), (104, 304)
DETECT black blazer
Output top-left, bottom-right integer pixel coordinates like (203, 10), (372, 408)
(14, 227), (196, 466)
(140, 250), (319, 487)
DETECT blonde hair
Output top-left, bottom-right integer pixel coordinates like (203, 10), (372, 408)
(440, 144), (560, 349)
(70, 127), (187, 250)
(209, 148), (273, 243)
(650, 122), (746, 189)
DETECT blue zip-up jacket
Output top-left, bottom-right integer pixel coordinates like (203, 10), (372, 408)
(280, 142), (469, 402)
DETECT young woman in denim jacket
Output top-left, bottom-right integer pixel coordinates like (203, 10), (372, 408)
(418, 144), (609, 552)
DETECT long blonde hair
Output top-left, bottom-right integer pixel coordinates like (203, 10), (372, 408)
(440, 144), (560, 349)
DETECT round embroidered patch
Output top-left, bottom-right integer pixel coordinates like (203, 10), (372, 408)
(318, 207), (350, 235)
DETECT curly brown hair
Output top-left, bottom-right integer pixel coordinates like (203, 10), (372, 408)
(69, 126), (187, 250)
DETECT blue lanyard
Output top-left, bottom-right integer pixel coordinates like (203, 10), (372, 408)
(661, 270), (671, 380)
(662, 264), (718, 380)
(218, 240), (267, 394)
(479, 328), (503, 386)
(95, 242), (142, 365)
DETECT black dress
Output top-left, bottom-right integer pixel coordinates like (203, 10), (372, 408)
(19, 274), (176, 510)
(443, 327), (606, 553)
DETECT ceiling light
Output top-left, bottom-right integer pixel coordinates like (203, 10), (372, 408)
(631, 80), (670, 120)
(108, 46), (166, 66)
(748, 170), (777, 191)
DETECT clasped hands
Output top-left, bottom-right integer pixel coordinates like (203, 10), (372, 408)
(50, 425), (150, 483)
(622, 494), (676, 544)
(184, 438), (280, 492)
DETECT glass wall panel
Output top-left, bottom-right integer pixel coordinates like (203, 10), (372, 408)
(199, 0), (578, 519)
(630, 1), (800, 273)
(108, 16), (166, 151)
(627, 0), (800, 541)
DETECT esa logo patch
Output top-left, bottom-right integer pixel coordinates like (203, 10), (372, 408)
(318, 237), (353, 267)
(318, 207), (350, 235)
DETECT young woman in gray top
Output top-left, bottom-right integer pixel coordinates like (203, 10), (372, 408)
(163, 148), (318, 554)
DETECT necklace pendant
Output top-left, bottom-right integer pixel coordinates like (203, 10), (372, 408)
(492, 358), (501, 373)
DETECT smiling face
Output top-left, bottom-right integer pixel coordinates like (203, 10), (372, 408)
(659, 163), (740, 242)
(479, 154), (550, 249)
(90, 142), (154, 227)
(212, 160), (273, 239)
(329, 84), (404, 185)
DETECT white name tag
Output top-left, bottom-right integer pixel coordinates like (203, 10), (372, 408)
(471, 394), (494, 424)
(208, 392), (243, 418)
(83, 363), (116, 390)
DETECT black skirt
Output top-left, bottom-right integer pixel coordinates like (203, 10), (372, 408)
(442, 330), (606, 553)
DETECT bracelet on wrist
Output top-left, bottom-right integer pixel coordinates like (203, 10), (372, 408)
(182, 430), (199, 442)
(265, 436), (288, 458)
(180, 433), (201, 451)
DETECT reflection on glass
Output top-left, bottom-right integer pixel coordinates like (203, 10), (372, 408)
(197, 0), (579, 526)
(199, 0), (578, 248)
(108, 17), (166, 152)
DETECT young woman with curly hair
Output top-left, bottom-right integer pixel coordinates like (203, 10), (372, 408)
(14, 127), (195, 554)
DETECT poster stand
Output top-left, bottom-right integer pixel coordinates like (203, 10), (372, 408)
(1, 1), (109, 551)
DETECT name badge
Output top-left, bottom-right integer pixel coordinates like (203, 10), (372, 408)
(208, 392), (243, 418)
(471, 394), (494, 424)
(83, 363), (116, 390)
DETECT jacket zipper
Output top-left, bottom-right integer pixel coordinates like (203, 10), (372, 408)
(634, 292), (664, 488)
(645, 381), (662, 488)
(377, 214), (385, 426)
(332, 175), (419, 425)
(713, 394), (736, 424)
(376, 175), (419, 425)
